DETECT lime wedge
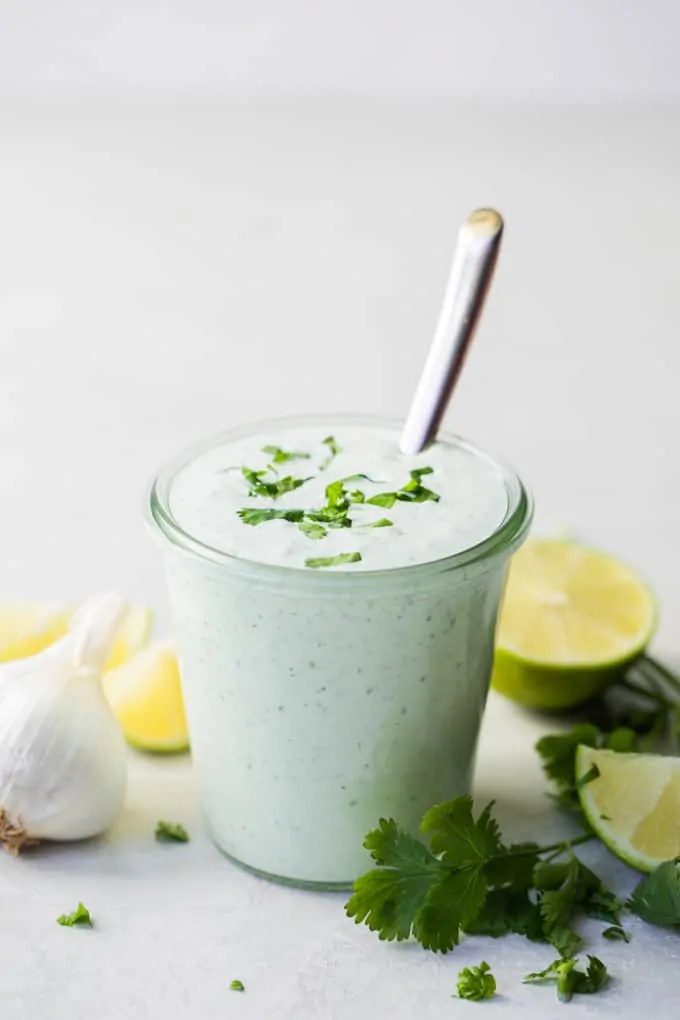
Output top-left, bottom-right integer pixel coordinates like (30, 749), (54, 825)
(491, 540), (657, 709)
(576, 745), (680, 872)
(103, 641), (189, 753)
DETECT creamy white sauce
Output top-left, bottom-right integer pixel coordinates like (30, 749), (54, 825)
(155, 421), (523, 885)
(168, 424), (509, 570)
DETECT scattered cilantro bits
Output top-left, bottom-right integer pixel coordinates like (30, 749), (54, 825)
(262, 445), (310, 465)
(230, 980), (245, 992)
(155, 820), (190, 843)
(456, 961), (496, 1001)
(523, 955), (608, 1003)
(56, 902), (93, 927)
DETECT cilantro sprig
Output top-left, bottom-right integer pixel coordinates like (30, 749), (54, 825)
(345, 796), (602, 954)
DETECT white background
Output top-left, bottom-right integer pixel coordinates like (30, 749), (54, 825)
(1, 6), (680, 1019)
(0, 0), (679, 100)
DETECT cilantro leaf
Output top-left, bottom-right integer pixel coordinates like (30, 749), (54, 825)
(305, 552), (362, 569)
(456, 961), (496, 1001)
(524, 957), (577, 1002)
(628, 859), (680, 928)
(524, 955), (608, 1003)
(366, 467), (440, 510)
(538, 855), (619, 934)
(548, 925), (582, 958)
(346, 819), (447, 944)
(575, 955), (609, 994)
(397, 467), (440, 503)
(604, 727), (639, 752)
(420, 797), (503, 865)
(602, 925), (630, 942)
(155, 820), (190, 843)
(367, 492), (397, 508)
(237, 508), (305, 526)
(57, 902), (93, 927)
(241, 466), (311, 499)
(535, 725), (601, 805)
(298, 521), (327, 540)
(415, 867), (487, 951)
(464, 885), (545, 942)
(230, 979), (245, 992)
(367, 517), (393, 528)
(261, 445), (310, 464)
(319, 435), (340, 470)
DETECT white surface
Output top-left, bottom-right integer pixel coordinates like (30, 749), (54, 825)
(1, 98), (680, 1017)
(1, 0), (680, 100)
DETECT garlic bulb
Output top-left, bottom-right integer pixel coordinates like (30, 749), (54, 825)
(0, 593), (129, 853)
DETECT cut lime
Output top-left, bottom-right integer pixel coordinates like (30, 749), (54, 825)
(0, 602), (71, 662)
(576, 745), (680, 872)
(103, 641), (189, 753)
(491, 540), (657, 710)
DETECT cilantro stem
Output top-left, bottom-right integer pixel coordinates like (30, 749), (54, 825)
(641, 653), (680, 698)
(617, 676), (671, 706)
(515, 833), (596, 859)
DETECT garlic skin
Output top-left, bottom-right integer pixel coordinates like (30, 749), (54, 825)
(0, 594), (129, 845)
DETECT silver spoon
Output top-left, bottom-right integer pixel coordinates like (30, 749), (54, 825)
(399, 208), (504, 455)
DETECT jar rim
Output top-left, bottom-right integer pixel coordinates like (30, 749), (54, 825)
(146, 414), (533, 589)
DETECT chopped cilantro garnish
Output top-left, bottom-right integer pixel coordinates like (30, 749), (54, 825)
(230, 979), (245, 992)
(366, 466), (439, 509)
(57, 902), (93, 927)
(237, 508), (305, 526)
(298, 521), (327, 540)
(155, 820), (190, 843)
(262, 445), (310, 464)
(241, 466), (311, 499)
(305, 552), (362, 569)
(319, 435), (341, 470)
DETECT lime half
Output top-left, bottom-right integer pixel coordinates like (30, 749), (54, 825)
(491, 540), (657, 709)
(576, 745), (680, 872)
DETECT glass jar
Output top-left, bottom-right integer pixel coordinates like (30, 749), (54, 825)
(146, 416), (532, 888)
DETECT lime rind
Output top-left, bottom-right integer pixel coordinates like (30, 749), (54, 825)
(575, 745), (679, 874)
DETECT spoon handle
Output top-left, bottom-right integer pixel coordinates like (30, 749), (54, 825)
(399, 208), (504, 456)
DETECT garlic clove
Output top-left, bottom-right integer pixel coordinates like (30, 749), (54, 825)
(0, 593), (130, 849)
